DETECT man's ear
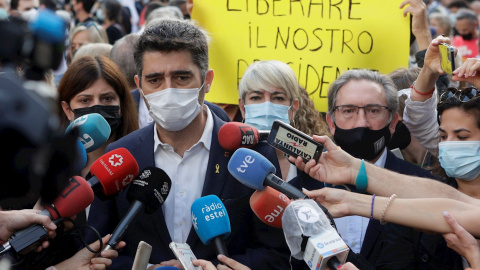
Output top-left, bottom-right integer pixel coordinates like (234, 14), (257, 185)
(326, 114), (336, 135)
(389, 112), (399, 135)
(204, 69), (214, 94)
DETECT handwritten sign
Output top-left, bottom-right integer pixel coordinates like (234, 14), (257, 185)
(193, 0), (410, 112)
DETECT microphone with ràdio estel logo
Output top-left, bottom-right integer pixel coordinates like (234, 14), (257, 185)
(191, 195), (230, 256)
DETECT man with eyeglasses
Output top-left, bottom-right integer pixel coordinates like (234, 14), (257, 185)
(324, 69), (436, 269)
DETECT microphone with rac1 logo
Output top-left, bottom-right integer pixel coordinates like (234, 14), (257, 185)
(218, 122), (269, 151)
(103, 167), (171, 251)
(282, 200), (349, 270)
(65, 113), (111, 153)
(191, 195), (230, 256)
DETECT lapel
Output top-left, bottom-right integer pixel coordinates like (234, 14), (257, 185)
(136, 123), (174, 254)
(186, 114), (230, 247)
(130, 88), (140, 109)
(360, 150), (398, 257)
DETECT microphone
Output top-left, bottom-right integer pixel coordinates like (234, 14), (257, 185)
(228, 148), (307, 199)
(103, 167), (171, 251)
(249, 187), (290, 228)
(218, 122), (269, 151)
(74, 139), (87, 172)
(65, 113), (111, 153)
(0, 176), (94, 255)
(191, 195), (230, 256)
(282, 200), (349, 270)
(88, 148), (139, 197)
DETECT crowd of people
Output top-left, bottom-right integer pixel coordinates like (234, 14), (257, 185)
(4, 0), (480, 269)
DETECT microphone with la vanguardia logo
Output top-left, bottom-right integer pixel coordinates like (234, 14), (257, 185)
(103, 167), (171, 251)
(65, 113), (111, 153)
(191, 195), (230, 256)
(282, 200), (349, 270)
(88, 148), (139, 197)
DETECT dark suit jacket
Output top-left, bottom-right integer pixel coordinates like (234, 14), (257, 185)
(130, 89), (231, 123)
(86, 112), (292, 270)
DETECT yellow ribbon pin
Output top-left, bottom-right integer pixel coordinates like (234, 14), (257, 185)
(215, 164), (220, 174)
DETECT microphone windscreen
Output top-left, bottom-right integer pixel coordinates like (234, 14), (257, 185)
(282, 200), (333, 259)
(44, 176), (94, 220)
(126, 167), (171, 214)
(250, 187), (290, 228)
(228, 148), (276, 191)
(191, 195), (231, 245)
(66, 113), (111, 153)
(74, 139), (87, 171)
(90, 148), (140, 196)
(218, 122), (259, 151)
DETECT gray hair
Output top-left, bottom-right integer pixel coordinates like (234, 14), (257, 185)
(327, 69), (398, 121)
(429, 12), (453, 37)
(238, 60), (300, 105)
(146, 6), (183, 24)
(456, 8), (478, 23)
(72, 43), (112, 62)
(111, 33), (140, 89)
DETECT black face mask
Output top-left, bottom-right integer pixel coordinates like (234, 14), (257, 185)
(461, 33), (474, 40)
(73, 105), (122, 135)
(387, 121), (411, 150)
(333, 123), (392, 161)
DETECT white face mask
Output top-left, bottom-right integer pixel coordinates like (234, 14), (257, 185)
(140, 82), (204, 131)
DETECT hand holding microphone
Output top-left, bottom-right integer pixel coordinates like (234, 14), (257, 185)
(0, 176), (94, 255)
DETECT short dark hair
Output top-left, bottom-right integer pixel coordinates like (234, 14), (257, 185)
(103, 0), (122, 22)
(79, 0), (95, 13)
(134, 19), (209, 82)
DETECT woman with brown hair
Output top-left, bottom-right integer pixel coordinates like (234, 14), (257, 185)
(58, 55), (138, 177)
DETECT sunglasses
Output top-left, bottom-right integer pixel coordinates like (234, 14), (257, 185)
(439, 87), (480, 104)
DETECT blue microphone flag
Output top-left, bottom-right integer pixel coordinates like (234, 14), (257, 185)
(191, 195), (231, 245)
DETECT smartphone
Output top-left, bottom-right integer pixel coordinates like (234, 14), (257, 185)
(169, 242), (201, 270)
(267, 120), (324, 163)
(439, 43), (455, 74)
(131, 241), (152, 270)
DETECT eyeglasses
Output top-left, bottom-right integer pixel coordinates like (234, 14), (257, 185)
(333, 105), (391, 121)
(439, 87), (480, 104)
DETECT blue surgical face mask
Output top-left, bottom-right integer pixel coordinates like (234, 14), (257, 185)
(0, 8), (7, 20)
(439, 141), (480, 181)
(96, 9), (105, 21)
(244, 101), (291, 131)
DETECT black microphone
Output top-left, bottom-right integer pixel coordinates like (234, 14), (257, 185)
(103, 167), (171, 251)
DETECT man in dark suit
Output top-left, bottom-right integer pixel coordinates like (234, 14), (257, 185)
(322, 69), (439, 269)
(86, 19), (291, 270)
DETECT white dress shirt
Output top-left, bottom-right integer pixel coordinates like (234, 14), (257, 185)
(334, 148), (387, 254)
(153, 106), (213, 243)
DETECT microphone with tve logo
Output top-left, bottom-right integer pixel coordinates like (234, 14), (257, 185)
(191, 195), (230, 256)
(250, 187), (290, 228)
(88, 148), (139, 197)
(228, 148), (307, 199)
(218, 122), (269, 151)
(0, 176), (94, 255)
(103, 167), (171, 251)
(282, 200), (349, 270)
(65, 113), (111, 153)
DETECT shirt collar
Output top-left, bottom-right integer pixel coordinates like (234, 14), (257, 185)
(373, 148), (388, 168)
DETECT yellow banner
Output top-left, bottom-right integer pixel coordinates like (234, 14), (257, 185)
(193, 0), (410, 112)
